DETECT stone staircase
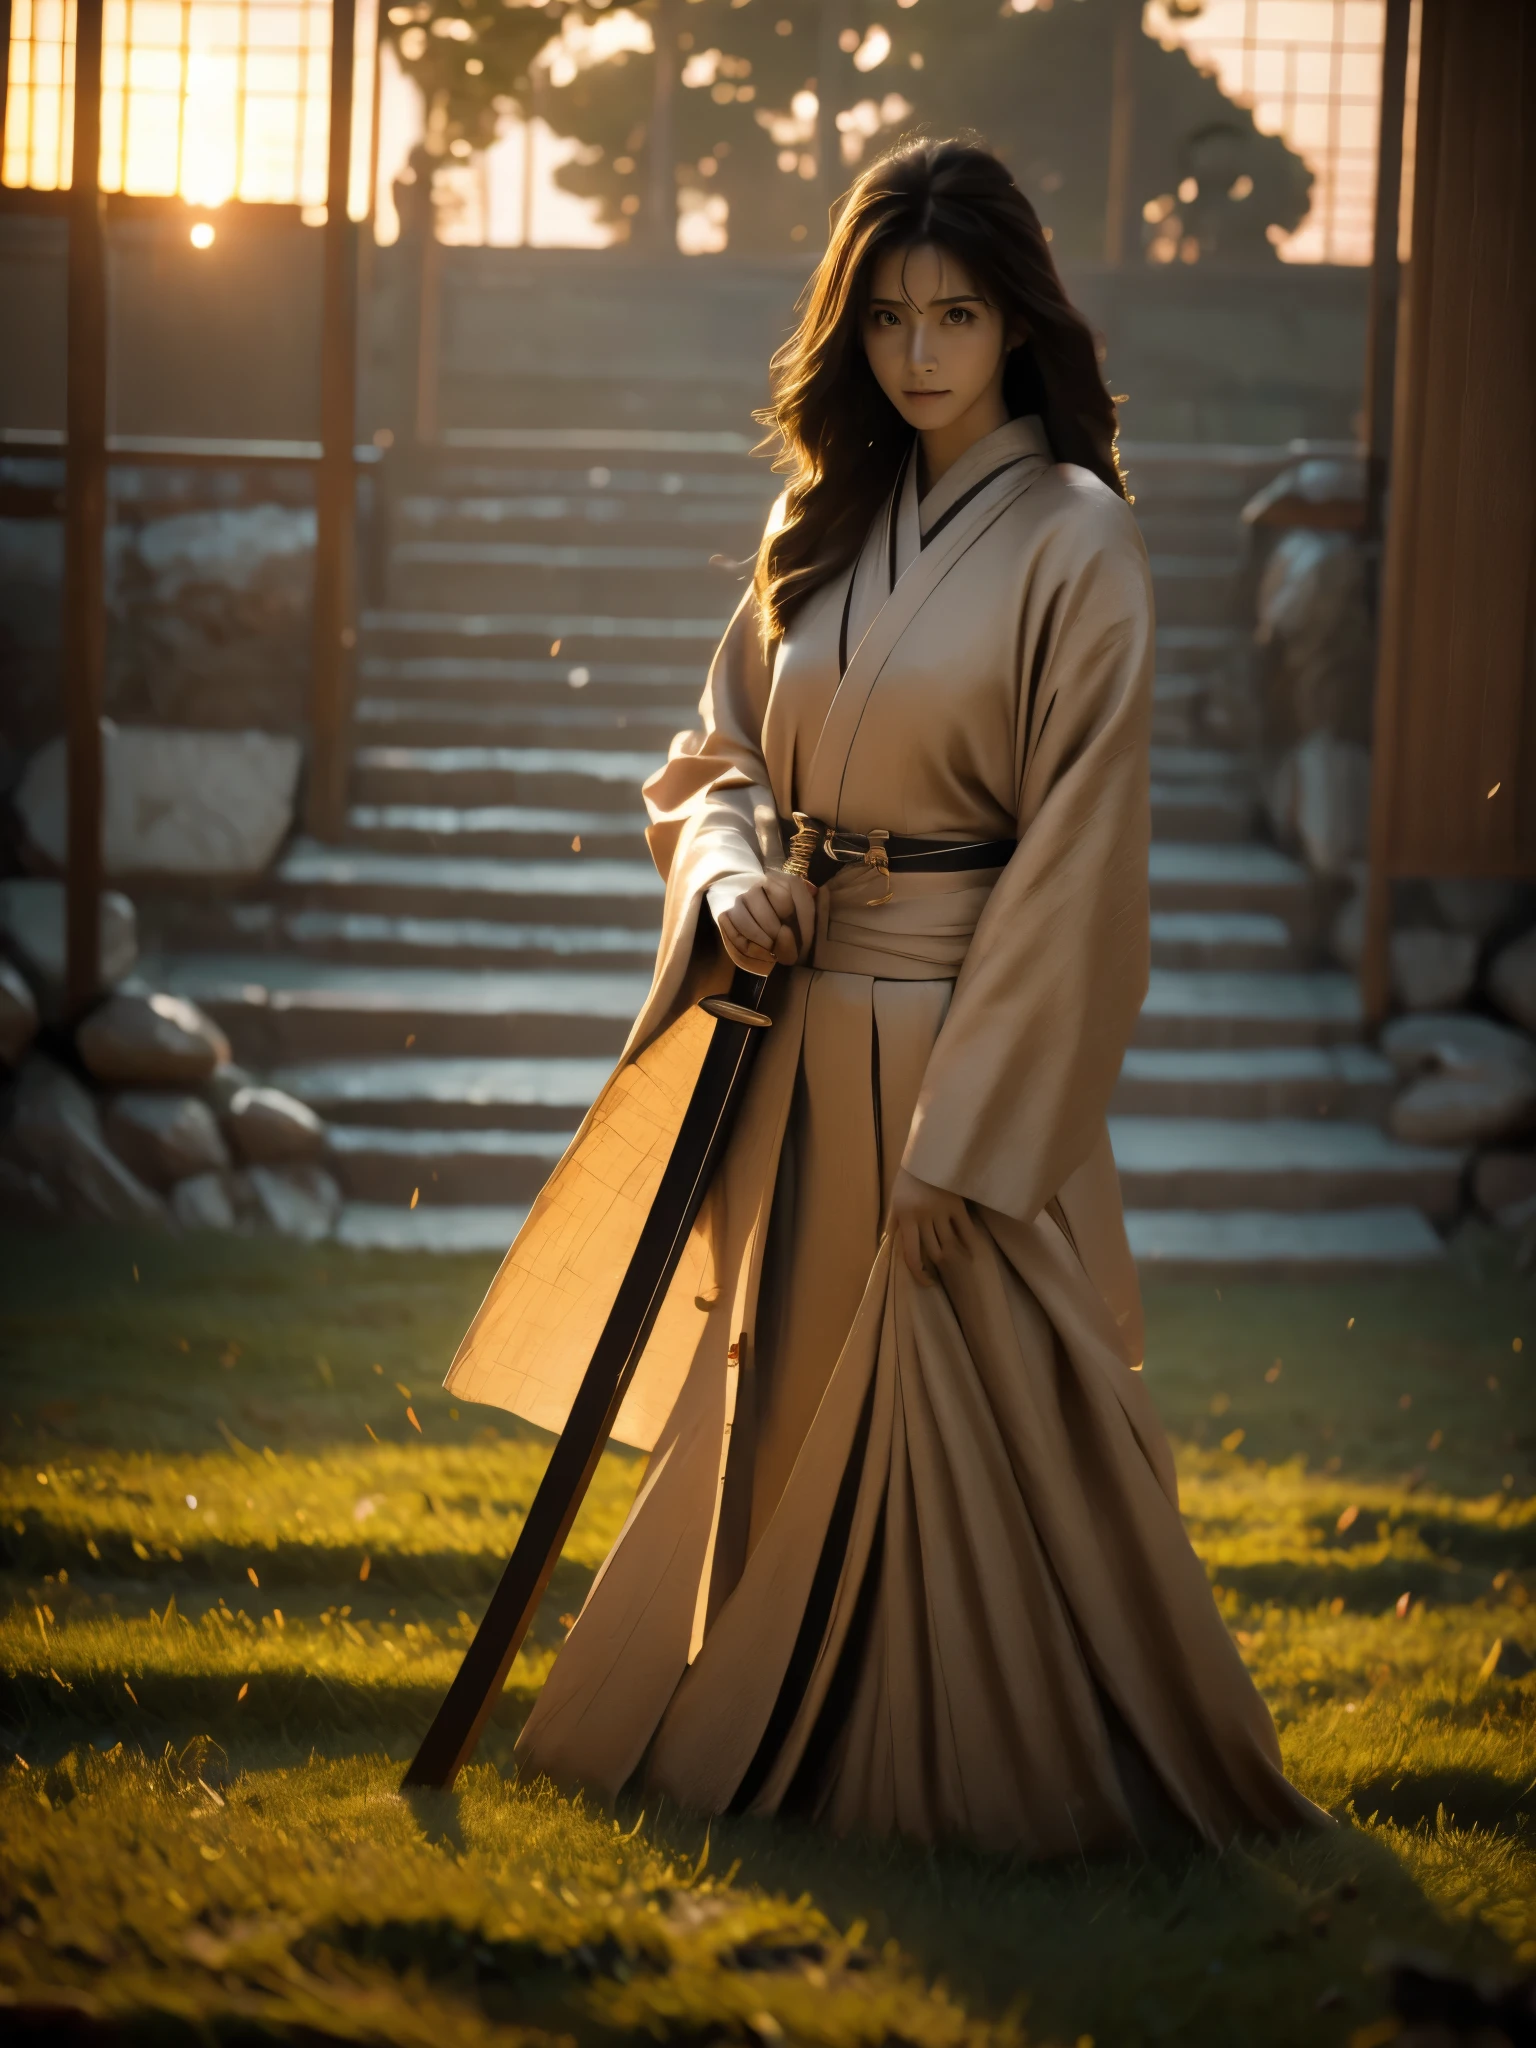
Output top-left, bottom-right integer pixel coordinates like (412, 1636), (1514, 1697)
(139, 430), (1460, 1272)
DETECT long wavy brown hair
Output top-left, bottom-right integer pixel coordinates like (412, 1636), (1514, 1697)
(754, 138), (1125, 644)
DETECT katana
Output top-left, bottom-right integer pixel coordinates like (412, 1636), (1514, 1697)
(402, 963), (775, 1789)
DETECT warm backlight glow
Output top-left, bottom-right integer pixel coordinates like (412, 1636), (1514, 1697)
(2, 0), (376, 216)
(189, 219), (215, 247)
(1143, 0), (1387, 264)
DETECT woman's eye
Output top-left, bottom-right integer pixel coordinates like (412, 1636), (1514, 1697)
(943, 306), (975, 325)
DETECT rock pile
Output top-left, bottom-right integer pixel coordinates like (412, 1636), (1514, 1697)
(0, 942), (341, 1240)
(1247, 462), (1536, 1257)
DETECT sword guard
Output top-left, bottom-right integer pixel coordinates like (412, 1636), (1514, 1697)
(700, 995), (773, 1028)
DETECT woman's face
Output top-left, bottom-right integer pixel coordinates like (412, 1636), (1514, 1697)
(862, 242), (1019, 439)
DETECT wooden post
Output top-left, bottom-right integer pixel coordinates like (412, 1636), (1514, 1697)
(63, 0), (109, 1018)
(307, 0), (359, 842)
(1103, 0), (1137, 266)
(1, 0), (15, 175)
(647, 0), (677, 255)
(817, 1), (843, 243)
(1362, 0), (1411, 547)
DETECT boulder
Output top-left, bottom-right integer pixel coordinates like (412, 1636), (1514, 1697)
(1266, 732), (1371, 877)
(224, 1084), (325, 1164)
(1472, 1150), (1536, 1218)
(1489, 928), (1536, 1034)
(0, 1157), (64, 1227)
(170, 1170), (239, 1233)
(1390, 928), (1479, 1012)
(1254, 530), (1374, 745)
(1430, 879), (1527, 937)
(1384, 1011), (1536, 1148)
(15, 725), (302, 881)
(103, 1092), (230, 1189)
(115, 503), (316, 732)
(0, 878), (137, 991)
(0, 960), (40, 1066)
(1329, 880), (1366, 971)
(247, 1163), (341, 1243)
(8, 1055), (169, 1227)
(1381, 1011), (1536, 1079)
(77, 991), (230, 1086)
(204, 1062), (258, 1117)
(1390, 1071), (1536, 1147)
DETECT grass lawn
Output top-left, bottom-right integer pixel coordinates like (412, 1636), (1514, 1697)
(1, 1224), (1533, 2046)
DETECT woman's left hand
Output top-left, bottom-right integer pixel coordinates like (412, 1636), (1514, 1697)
(889, 1167), (976, 1286)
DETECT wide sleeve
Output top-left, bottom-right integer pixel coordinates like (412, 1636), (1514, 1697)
(901, 491), (1153, 1220)
(624, 582), (782, 1052)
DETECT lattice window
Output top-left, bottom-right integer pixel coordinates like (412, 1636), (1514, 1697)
(1143, 0), (1387, 263)
(2, 0), (375, 213)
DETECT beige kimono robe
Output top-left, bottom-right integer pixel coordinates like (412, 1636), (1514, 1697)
(446, 416), (1322, 1856)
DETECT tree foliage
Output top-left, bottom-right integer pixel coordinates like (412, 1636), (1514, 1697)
(384, 0), (1313, 264)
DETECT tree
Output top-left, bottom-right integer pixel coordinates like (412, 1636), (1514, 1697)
(384, 0), (1312, 264)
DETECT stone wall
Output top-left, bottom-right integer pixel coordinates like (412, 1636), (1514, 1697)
(0, 216), (1369, 447)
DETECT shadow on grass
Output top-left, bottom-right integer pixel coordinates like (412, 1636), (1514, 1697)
(0, 1665), (536, 1760)
(626, 1796), (1524, 2047)
(1348, 1765), (1536, 1837)
(4, 1520), (599, 1611)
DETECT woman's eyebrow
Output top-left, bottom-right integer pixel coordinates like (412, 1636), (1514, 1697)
(867, 292), (986, 308)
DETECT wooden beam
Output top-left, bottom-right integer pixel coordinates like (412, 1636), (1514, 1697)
(63, 0), (108, 1019)
(307, 0), (360, 842)
(0, 0), (14, 180)
(647, 0), (677, 255)
(817, 1), (844, 243)
(1103, 0), (1137, 266)
(1362, 0), (1411, 547)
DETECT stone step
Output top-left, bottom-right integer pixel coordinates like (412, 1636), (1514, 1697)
(388, 552), (748, 617)
(357, 654), (707, 709)
(403, 458), (774, 498)
(1124, 1206), (1446, 1277)
(1143, 553), (1246, 629)
(276, 909), (659, 972)
(275, 1054), (611, 1130)
(360, 608), (733, 664)
(334, 1199), (1444, 1271)
(276, 840), (1306, 937)
(1133, 968), (1360, 1049)
(151, 902), (1295, 980)
(345, 802), (650, 861)
(354, 694), (698, 748)
(1132, 508), (1248, 556)
(434, 424), (760, 461)
(1148, 841), (1314, 924)
(1147, 744), (1257, 784)
(326, 1124), (571, 1205)
(398, 497), (771, 547)
(1109, 1117), (1464, 1217)
(351, 744), (664, 810)
(1149, 780), (1256, 843)
(132, 899), (661, 971)
(330, 1117), (1461, 1226)
(337, 1202), (531, 1253)
(1111, 1044), (1395, 1120)
(1146, 911), (1299, 971)
(273, 841), (664, 926)
(1155, 624), (1247, 674)
(144, 956), (647, 1063)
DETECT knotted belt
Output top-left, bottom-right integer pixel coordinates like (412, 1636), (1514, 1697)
(780, 811), (1014, 906)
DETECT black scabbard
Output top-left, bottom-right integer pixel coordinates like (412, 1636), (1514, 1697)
(402, 967), (773, 1790)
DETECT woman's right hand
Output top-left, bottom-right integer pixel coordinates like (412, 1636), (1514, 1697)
(712, 871), (817, 974)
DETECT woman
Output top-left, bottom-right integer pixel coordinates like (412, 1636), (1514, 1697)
(447, 140), (1322, 1856)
